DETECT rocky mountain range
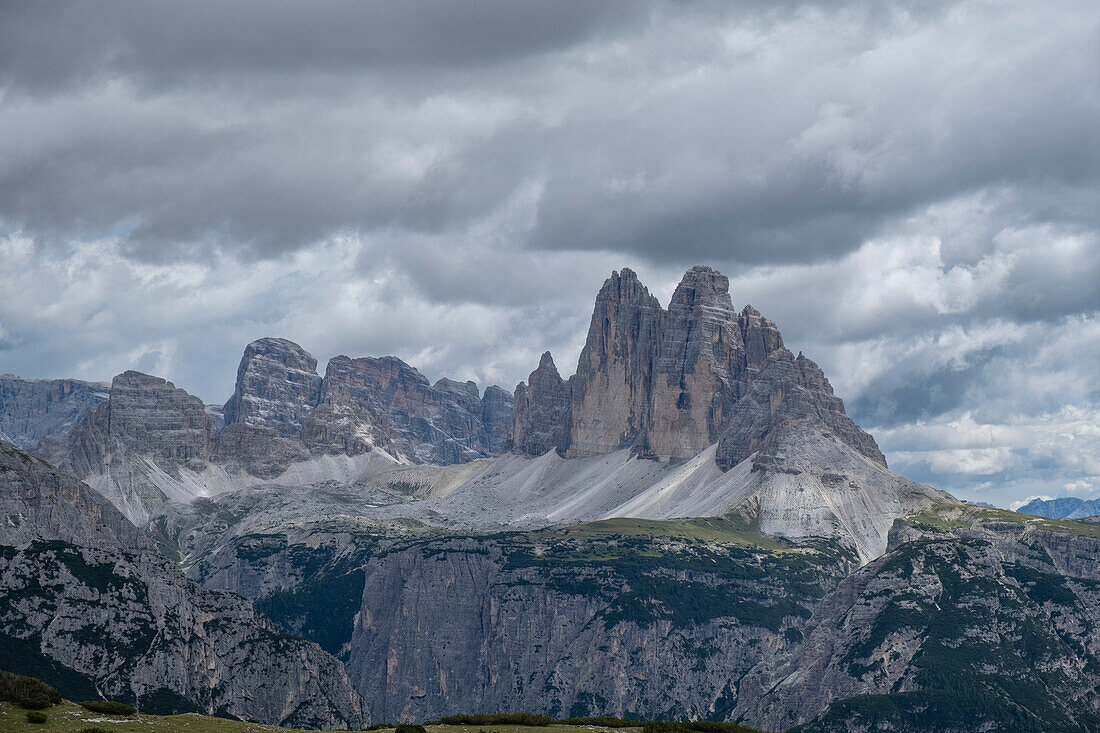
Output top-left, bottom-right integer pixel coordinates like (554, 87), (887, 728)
(34, 338), (515, 524)
(0, 442), (364, 729)
(1016, 495), (1100, 519)
(4, 263), (1093, 732)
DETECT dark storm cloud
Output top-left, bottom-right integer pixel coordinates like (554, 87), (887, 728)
(0, 1), (649, 91)
(0, 0), (1020, 263)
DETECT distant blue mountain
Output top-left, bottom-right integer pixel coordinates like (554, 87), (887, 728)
(1016, 496), (1100, 519)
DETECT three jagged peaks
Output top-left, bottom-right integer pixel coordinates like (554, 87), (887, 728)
(514, 265), (885, 470)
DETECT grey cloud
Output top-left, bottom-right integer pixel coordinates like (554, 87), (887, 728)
(0, 1), (651, 93)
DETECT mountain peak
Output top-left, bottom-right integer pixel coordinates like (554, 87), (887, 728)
(538, 350), (558, 372)
(595, 267), (662, 308)
(515, 264), (883, 468)
(223, 337), (322, 436)
(669, 265), (736, 313)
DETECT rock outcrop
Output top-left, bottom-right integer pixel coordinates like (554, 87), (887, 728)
(339, 529), (854, 723)
(0, 375), (108, 450)
(714, 348), (885, 470)
(0, 442), (150, 550)
(480, 385), (515, 454)
(0, 442), (365, 729)
(301, 355), (513, 464)
(512, 352), (573, 456)
(36, 371), (218, 522)
(515, 266), (883, 470)
(210, 422), (311, 480)
(176, 489), (1100, 731)
(51, 370), (214, 475)
(31, 339), (515, 520)
(223, 337), (323, 436)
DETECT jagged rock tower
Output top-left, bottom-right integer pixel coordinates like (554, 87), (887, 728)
(514, 265), (883, 469)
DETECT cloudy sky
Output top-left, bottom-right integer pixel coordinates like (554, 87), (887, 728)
(2, 0), (1098, 507)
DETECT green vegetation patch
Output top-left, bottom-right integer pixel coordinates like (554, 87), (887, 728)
(78, 700), (135, 716)
(556, 517), (788, 550)
(256, 568), (366, 655)
(642, 721), (764, 733)
(234, 534), (288, 562)
(908, 503), (1100, 541)
(0, 670), (61, 710)
(1006, 563), (1079, 606)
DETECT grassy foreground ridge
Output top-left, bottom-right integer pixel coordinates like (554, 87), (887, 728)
(1, 670), (768, 733)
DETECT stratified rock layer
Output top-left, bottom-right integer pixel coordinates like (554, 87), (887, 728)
(569, 268), (664, 457)
(36, 371), (218, 522)
(32, 338), (515, 521)
(714, 348), (885, 470)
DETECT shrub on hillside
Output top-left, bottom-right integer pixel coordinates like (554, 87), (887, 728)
(438, 713), (554, 726)
(0, 670), (62, 709)
(79, 699), (136, 715)
(365, 724), (395, 730)
(643, 721), (763, 733)
(26, 710), (48, 724)
(564, 716), (641, 727)
(80, 728), (112, 733)
(394, 725), (427, 733)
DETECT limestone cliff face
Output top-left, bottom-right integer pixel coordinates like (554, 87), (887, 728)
(516, 266), (881, 468)
(512, 352), (573, 456)
(223, 337), (323, 436)
(340, 532), (853, 723)
(569, 269), (664, 457)
(32, 340), (516, 521)
(210, 423), (311, 479)
(0, 443), (365, 729)
(180, 494), (1100, 732)
(0, 442), (149, 550)
(480, 385), (515, 454)
(650, 266), (750, 459)
(0, 375), (108, 450)
(52, 370), (215, 474)
(301, 355), (513, 464)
